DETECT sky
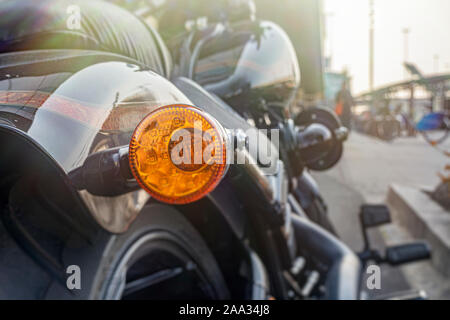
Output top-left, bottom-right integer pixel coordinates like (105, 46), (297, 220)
(324, 0), (450, 94)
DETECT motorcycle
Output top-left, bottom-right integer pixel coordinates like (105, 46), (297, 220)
(146, 0), (432, 298)
(154, 0), (348, 234)
(0, 0), (430, 300)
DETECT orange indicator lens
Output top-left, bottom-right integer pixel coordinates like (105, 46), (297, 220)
(129, 105), (227, 204)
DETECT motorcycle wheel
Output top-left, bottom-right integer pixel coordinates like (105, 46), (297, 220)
(2, 174), (229, 300)
(376, 118), (400, 141)
(420, 116), (450, 146)
(91, 204), (230, 300)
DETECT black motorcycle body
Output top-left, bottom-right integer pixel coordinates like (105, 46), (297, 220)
(0, 0), (361, 300)
(190, 20), (300, 116)
(155, 0), (431, 300)
(168, 15), (347, 233)
(0, 0), (429, 301)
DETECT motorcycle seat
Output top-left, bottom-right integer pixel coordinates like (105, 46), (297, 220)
(0, 0), (172, 77)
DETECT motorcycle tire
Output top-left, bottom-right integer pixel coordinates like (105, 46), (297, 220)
(89, 204), (230, 300)
(376, 118), (400, 141)
(0, 0), (170, 77)
(420, 115), (450, 146)
(422, 130), (449, 146)
(2, 176), (229, 300)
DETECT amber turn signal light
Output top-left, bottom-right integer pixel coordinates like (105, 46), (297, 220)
(129, 105), (228, 204)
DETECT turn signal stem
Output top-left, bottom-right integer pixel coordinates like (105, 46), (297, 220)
(73, 105), (230, 201)
(70, 146), (138, 197)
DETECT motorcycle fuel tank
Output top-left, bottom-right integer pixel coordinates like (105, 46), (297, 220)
(192, 20), (301, 114)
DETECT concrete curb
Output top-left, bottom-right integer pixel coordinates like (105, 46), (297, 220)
(387, 184), (450, 277)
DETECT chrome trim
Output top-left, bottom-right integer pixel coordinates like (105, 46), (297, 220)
(267, 160), (288, 209)
(235, 148), (274, 203)
(288, 194), (308, 219)
(248, 249), (270, 300)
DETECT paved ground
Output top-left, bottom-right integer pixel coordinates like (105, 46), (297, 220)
(320, 132), (449, 203)
(312, 131), (450, 299)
